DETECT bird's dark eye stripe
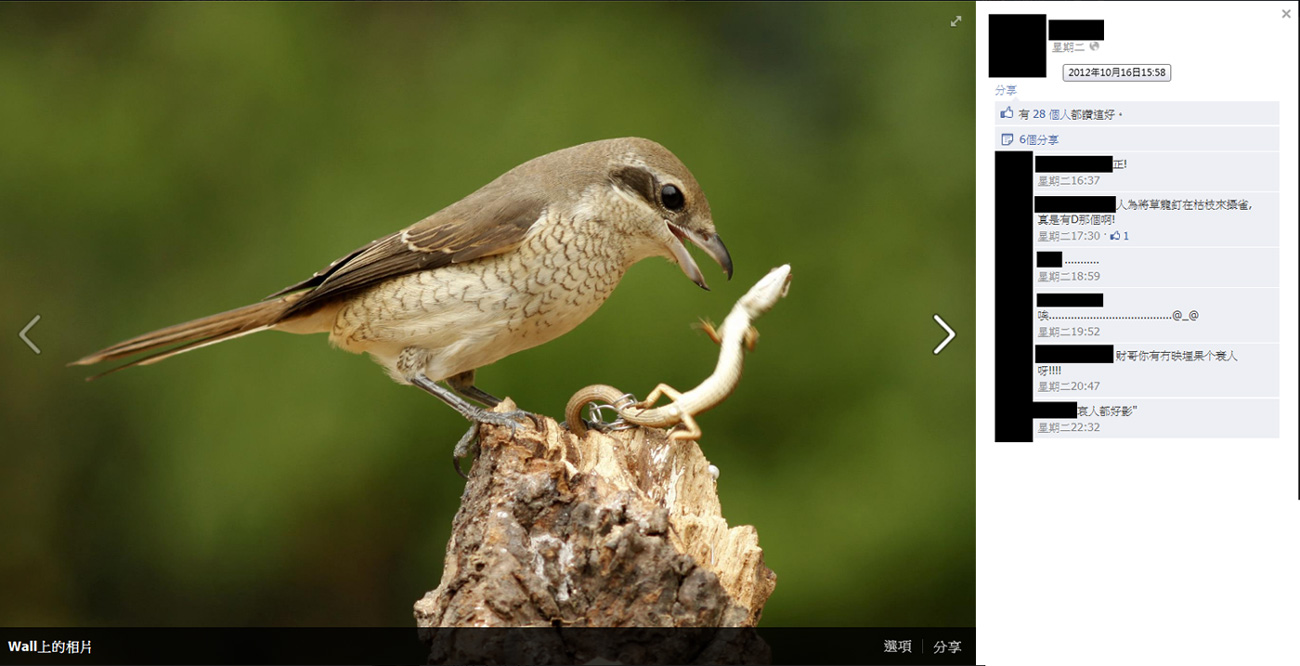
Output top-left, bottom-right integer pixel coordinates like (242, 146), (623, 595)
(660, 184), (685, 211)
(610, 166), (657, 206)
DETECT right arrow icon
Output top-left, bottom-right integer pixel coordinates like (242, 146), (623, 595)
(933, 314), (955, 355)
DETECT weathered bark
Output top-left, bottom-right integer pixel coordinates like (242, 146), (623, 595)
(413, 399), (776, 662)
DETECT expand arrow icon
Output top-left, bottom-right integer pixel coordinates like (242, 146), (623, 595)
(932, 314), (955, 355)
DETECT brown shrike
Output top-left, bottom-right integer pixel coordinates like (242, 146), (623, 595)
(73, 138), (732, 467)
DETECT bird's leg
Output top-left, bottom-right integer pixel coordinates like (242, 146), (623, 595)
(446, 369), (503, 407)
(410, 374), (533, 427)
(409, 374), (539, 477)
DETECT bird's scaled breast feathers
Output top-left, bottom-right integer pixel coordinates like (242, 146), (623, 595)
(327, 213), (627, 380)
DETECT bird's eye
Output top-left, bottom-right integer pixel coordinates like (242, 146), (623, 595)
(660, 184), (685, 211)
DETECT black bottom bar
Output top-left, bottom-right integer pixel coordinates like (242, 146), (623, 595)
(1035, 345), (1115, 364)
(0, 627), (978, 665)
(1037, 293), (1104, 307)
(1032, 401), (1079, 419)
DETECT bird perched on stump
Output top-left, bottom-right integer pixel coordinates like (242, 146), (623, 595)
(72, 137), (732, 469)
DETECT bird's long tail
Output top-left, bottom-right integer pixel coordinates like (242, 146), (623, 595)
(69, 296), (300, 380)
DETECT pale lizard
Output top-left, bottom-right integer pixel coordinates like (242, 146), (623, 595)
(565, 264), (792, 440)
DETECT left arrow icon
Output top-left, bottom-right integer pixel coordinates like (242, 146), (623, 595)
(932, 314), (955, 355)
(19, 315), (41, 354)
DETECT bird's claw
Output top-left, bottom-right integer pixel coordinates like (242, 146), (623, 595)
(452, 423), (480, 479)
(489, 408), (539, 434)
(452, 409), (540, 479)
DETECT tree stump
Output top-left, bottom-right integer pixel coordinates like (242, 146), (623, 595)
(413, 399), (777, 662)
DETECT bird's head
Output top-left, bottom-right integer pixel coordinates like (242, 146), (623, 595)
(596, 138), (732, 290)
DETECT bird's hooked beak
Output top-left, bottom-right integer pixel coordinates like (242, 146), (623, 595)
(662, 220), (733, 291)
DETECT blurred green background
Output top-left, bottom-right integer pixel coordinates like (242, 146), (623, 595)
(0, 2), (973, 627)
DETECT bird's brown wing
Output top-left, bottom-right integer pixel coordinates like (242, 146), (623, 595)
(273, 193), (546, 317)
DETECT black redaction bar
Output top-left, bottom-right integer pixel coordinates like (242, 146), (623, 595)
(1035, 345), (1114, 363)
(995, 151), (1033, 443)
(1036, 293), (1103, 307)
(1035, 155), (1113, 173)
(1048, 19), (1104, 41)
(1034, 196), (1116, 213)
(1036, 251), (1063, 268)
(989, 14), (1047, 78)
(1031, 401), (1078, 419)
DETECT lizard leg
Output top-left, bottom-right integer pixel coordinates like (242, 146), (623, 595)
(670, 412), (702, 441)
(697, 319), (722, 345)
(638, 383), (683, 408)
(634, 384), (701, 440)
(446, 369), (502, 407)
